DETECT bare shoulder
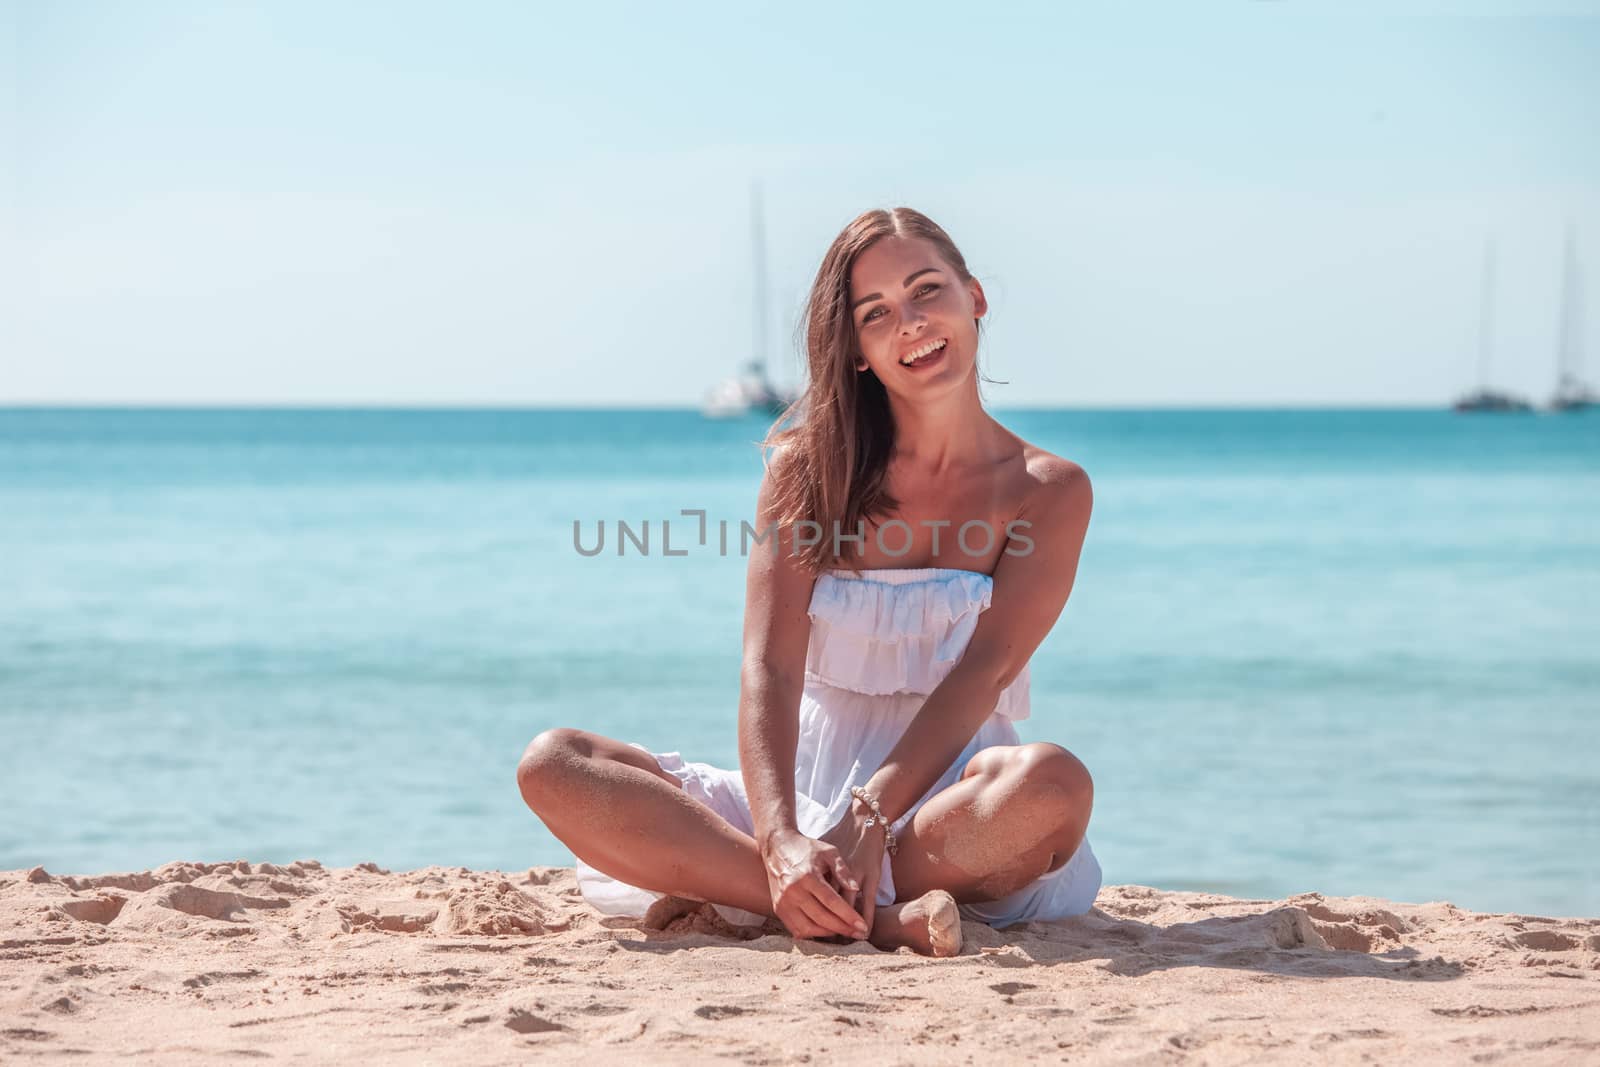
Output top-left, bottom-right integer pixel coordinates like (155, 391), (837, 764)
(756, 439), (803, 511)
(1007, 434), (1092, 518)
(763, 438), (800, 477)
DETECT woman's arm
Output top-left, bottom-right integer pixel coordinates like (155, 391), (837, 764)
(737, 454), (817, 846)
(738, 452), (869, 940)
(861, 463), (1094, 824)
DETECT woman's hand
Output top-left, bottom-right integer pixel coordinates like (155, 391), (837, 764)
(819, 800), (888, 936)
(759, 828), (870, 942)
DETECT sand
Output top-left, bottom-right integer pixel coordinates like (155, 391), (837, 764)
(2, 860), (1597, 1064)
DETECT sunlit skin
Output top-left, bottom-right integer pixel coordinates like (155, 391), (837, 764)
(518, 234), (1095, 956)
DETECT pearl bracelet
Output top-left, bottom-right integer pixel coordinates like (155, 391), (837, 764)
(849, 786), (899, 856)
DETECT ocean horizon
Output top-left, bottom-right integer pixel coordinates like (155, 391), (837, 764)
(2, 406), (1596, 918)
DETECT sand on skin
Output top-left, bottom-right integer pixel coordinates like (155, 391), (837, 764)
(2, 860), (1597, 1064)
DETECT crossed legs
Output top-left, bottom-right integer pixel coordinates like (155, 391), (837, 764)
(516, 729), (1092, 946)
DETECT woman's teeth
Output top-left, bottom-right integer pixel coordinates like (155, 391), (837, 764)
(901, 339), (947, 366)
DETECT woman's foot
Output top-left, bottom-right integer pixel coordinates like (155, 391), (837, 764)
(869, 890), (962, 957)
(642, 894), (786, 940)
(641, 894), (703, 930)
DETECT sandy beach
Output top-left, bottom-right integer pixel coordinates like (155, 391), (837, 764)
(1, 861), (1595, 1063)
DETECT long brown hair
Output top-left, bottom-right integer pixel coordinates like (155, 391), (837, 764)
(759, 207), (995, 576)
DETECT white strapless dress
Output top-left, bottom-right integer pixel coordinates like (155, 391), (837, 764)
(574, 566), (1102, 929)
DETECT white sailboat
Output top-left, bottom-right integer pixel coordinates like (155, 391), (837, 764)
(1548, 223), (1595, 413)
(1453, 237), (1533, 413)
(701, 180), (799, 420)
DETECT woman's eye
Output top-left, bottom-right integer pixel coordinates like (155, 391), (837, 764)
(861, 284), (938, 324)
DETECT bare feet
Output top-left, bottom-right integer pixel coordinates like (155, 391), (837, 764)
(647, 890), (962, 956)
(642, 895), (787, 940)
(641, 894), (703, 930)
(868, 890), (963, 957)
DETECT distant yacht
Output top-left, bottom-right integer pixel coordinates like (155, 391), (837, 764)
(1453, 237), (1534, 413)
(702, 180), (800, 420)
(1547, 224), (1595, 413)
(701, 358), (796, 419)
(1452, 389), (1533, 413)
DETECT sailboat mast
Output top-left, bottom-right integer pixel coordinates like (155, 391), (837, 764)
(751, 180), (768, 378)
(1557, 223), (1583, 386)
(1477, 237), (1497, 390)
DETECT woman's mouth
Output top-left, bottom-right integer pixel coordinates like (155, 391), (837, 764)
(899, 338), (947, 371)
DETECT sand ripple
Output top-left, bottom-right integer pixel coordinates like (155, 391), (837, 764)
(1, 864), (1596, 1063)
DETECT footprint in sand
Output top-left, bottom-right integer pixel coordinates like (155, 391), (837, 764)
(823, 998), (890, 1014)
(57, 896), (126, 925)
(988, 982), (1039, 996)
(693, 1004), (749, 1020)
(147, 885), (288, 922)
(1263, 904), (1406, 953)
(1286, 898), (1410, 952)
(337, 903), (440, 934)
(1512, 930), (1583, 952)
(3, 1028), (55, 1042)
(505, 1008), (565, 1034)
(415, 981), (473, 996)
(443, 881), (569, 936)
(1432, 1004), (1551, 1019)
(183, 970), (264, 988)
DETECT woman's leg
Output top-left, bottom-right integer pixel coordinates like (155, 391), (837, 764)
(515, 728), (774, 917)
(517, 727), (963, 956)
(888, 742), (1093, 905)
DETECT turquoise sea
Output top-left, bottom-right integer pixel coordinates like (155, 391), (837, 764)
(1, 408), (1596, 918)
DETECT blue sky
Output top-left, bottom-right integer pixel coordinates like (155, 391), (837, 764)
(3, 1), (1598, 406)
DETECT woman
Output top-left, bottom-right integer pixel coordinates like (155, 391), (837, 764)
(517, 208), (1100, 957)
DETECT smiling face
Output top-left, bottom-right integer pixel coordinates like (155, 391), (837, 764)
(848, 235), (987, 388)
